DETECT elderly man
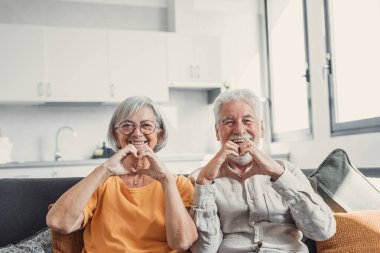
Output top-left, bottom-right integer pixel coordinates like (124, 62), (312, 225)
(190, 89), (335, 253)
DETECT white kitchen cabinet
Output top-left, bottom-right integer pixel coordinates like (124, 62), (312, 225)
(45, 27), (109, 102)
(0, 167), (52, 178)
(167, 34), (222, 87)
(109, 30), (169, 102)
(0, 24), (45, 102)
(0, 165), (95, 178)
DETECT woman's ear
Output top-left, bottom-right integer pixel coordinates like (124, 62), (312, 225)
(157, 129), (164, 143)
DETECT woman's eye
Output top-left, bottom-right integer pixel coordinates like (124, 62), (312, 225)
(141, 123), (151, 129)
(122, 123), (134, 129)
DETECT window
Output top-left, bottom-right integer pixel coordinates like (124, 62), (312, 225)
(265, 0), (312, 141)
(325, 0), (380, 135)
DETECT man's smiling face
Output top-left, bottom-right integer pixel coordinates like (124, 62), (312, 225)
(216, 99), (264, 152)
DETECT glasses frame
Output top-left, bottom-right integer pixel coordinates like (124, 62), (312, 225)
(115, 120), (158, 135)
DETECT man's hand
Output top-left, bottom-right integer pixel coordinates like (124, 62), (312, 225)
(196, 141), (240, 184)
(239, 140), (284, 181)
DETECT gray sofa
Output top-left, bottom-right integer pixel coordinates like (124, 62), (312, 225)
(1, 149), (379, 252)
(0, 176), (317, 252)
(0, 177), (82, 248)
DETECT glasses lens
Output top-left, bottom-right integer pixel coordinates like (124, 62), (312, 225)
(119, 121), (134, 135)
(140, 121), (156, 134)
(117, 120), (156, 135)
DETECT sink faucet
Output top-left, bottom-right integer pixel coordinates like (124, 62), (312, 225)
(55, 126), (77, 161)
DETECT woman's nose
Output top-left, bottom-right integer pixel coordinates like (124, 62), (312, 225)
(131, 126), (143, 136)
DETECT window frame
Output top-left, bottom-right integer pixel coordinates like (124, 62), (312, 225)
(324, 0), (380, 137)
(264, 0), (313, 142)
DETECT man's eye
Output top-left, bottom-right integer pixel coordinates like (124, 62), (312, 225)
(224, 121), (234, 126)
(243, 119), (253, 125)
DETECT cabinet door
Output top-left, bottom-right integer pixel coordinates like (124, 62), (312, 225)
(109, 31), (169, 103)
(167, 34), (222, 86)
(0, 168), (52, 178)
(0, 24), (45, 102)
(52, 165), (95, 178)
(194, 36), (222, 83)
(45, 28), (109, 102)
(167, 33), (195, 83)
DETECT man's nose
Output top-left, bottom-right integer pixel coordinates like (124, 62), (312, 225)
(234, 121), (246, 134)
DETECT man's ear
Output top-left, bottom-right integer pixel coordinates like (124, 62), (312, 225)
(260, 120), (265, 138)
(215, 124), (221, 141)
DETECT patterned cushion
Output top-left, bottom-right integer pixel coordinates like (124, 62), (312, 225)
(308, 149), (380, 212)
(316, 211), (380, 253)
(0, 228), (51, 253)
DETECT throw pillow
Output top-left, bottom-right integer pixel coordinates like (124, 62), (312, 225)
(308, 148), (380, 212)
(50, 228), (84, 253)
(0, 227), (51, 253)
(316, 211), (380, 253)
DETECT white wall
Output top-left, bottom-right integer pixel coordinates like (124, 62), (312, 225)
(269, 0), (380, 169)
(0, 90), (218, 162)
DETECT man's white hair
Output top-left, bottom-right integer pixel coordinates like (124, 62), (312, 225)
(213, 88), (262, 123)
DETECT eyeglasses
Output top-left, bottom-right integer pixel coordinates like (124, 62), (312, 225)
(115, 120), (157, 135)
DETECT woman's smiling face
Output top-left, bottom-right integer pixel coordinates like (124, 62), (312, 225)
(115, 106), (160, 152)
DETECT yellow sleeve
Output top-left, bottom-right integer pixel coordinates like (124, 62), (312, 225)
(176, 175), (195, 208)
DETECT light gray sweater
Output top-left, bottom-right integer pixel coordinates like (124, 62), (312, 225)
(190, 160), (336, 253)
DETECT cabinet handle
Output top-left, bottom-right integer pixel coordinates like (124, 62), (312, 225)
(37, 82), (44, 97)
(46, 83), (52, 97)
(110, 84), (115, 98)
(190, 65), (194, 79)
(196, 65), (200, 79)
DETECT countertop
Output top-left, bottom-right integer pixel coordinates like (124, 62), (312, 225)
(0, 153), (213, 169)
(0, 152), (292, 170)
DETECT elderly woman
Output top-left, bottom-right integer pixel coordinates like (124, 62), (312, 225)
(47, 96), (198, 253)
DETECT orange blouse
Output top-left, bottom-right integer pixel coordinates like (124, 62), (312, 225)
(81, 175), (194, 253)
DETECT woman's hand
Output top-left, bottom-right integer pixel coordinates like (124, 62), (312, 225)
(197, 141), (240, 184)
(135, 145), (170, 182)
(102, 144), (138, 176)
(239, 140), (284, 181)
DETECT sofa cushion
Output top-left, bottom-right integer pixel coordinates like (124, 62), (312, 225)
(308, 149), (380, 212)
(0, 177), (82, 247)
(0, 227), (51, 253)
(316, 211), (380, 253)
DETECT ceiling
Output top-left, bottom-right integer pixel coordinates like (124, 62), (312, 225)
(51, 0), (167, 8)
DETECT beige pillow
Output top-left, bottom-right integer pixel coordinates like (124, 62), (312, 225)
(308, 149), (380, 212)
(317, 211), (380, 253)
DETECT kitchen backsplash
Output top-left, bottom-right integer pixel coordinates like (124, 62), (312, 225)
(0, 90), (219, 162)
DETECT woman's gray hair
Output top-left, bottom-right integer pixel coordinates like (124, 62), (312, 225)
(107, 96), (168, 152)
(213, 89), (262, 123)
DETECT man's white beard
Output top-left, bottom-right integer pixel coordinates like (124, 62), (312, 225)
(228, 152), (252, 165)
(226, 137), (263, 166)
